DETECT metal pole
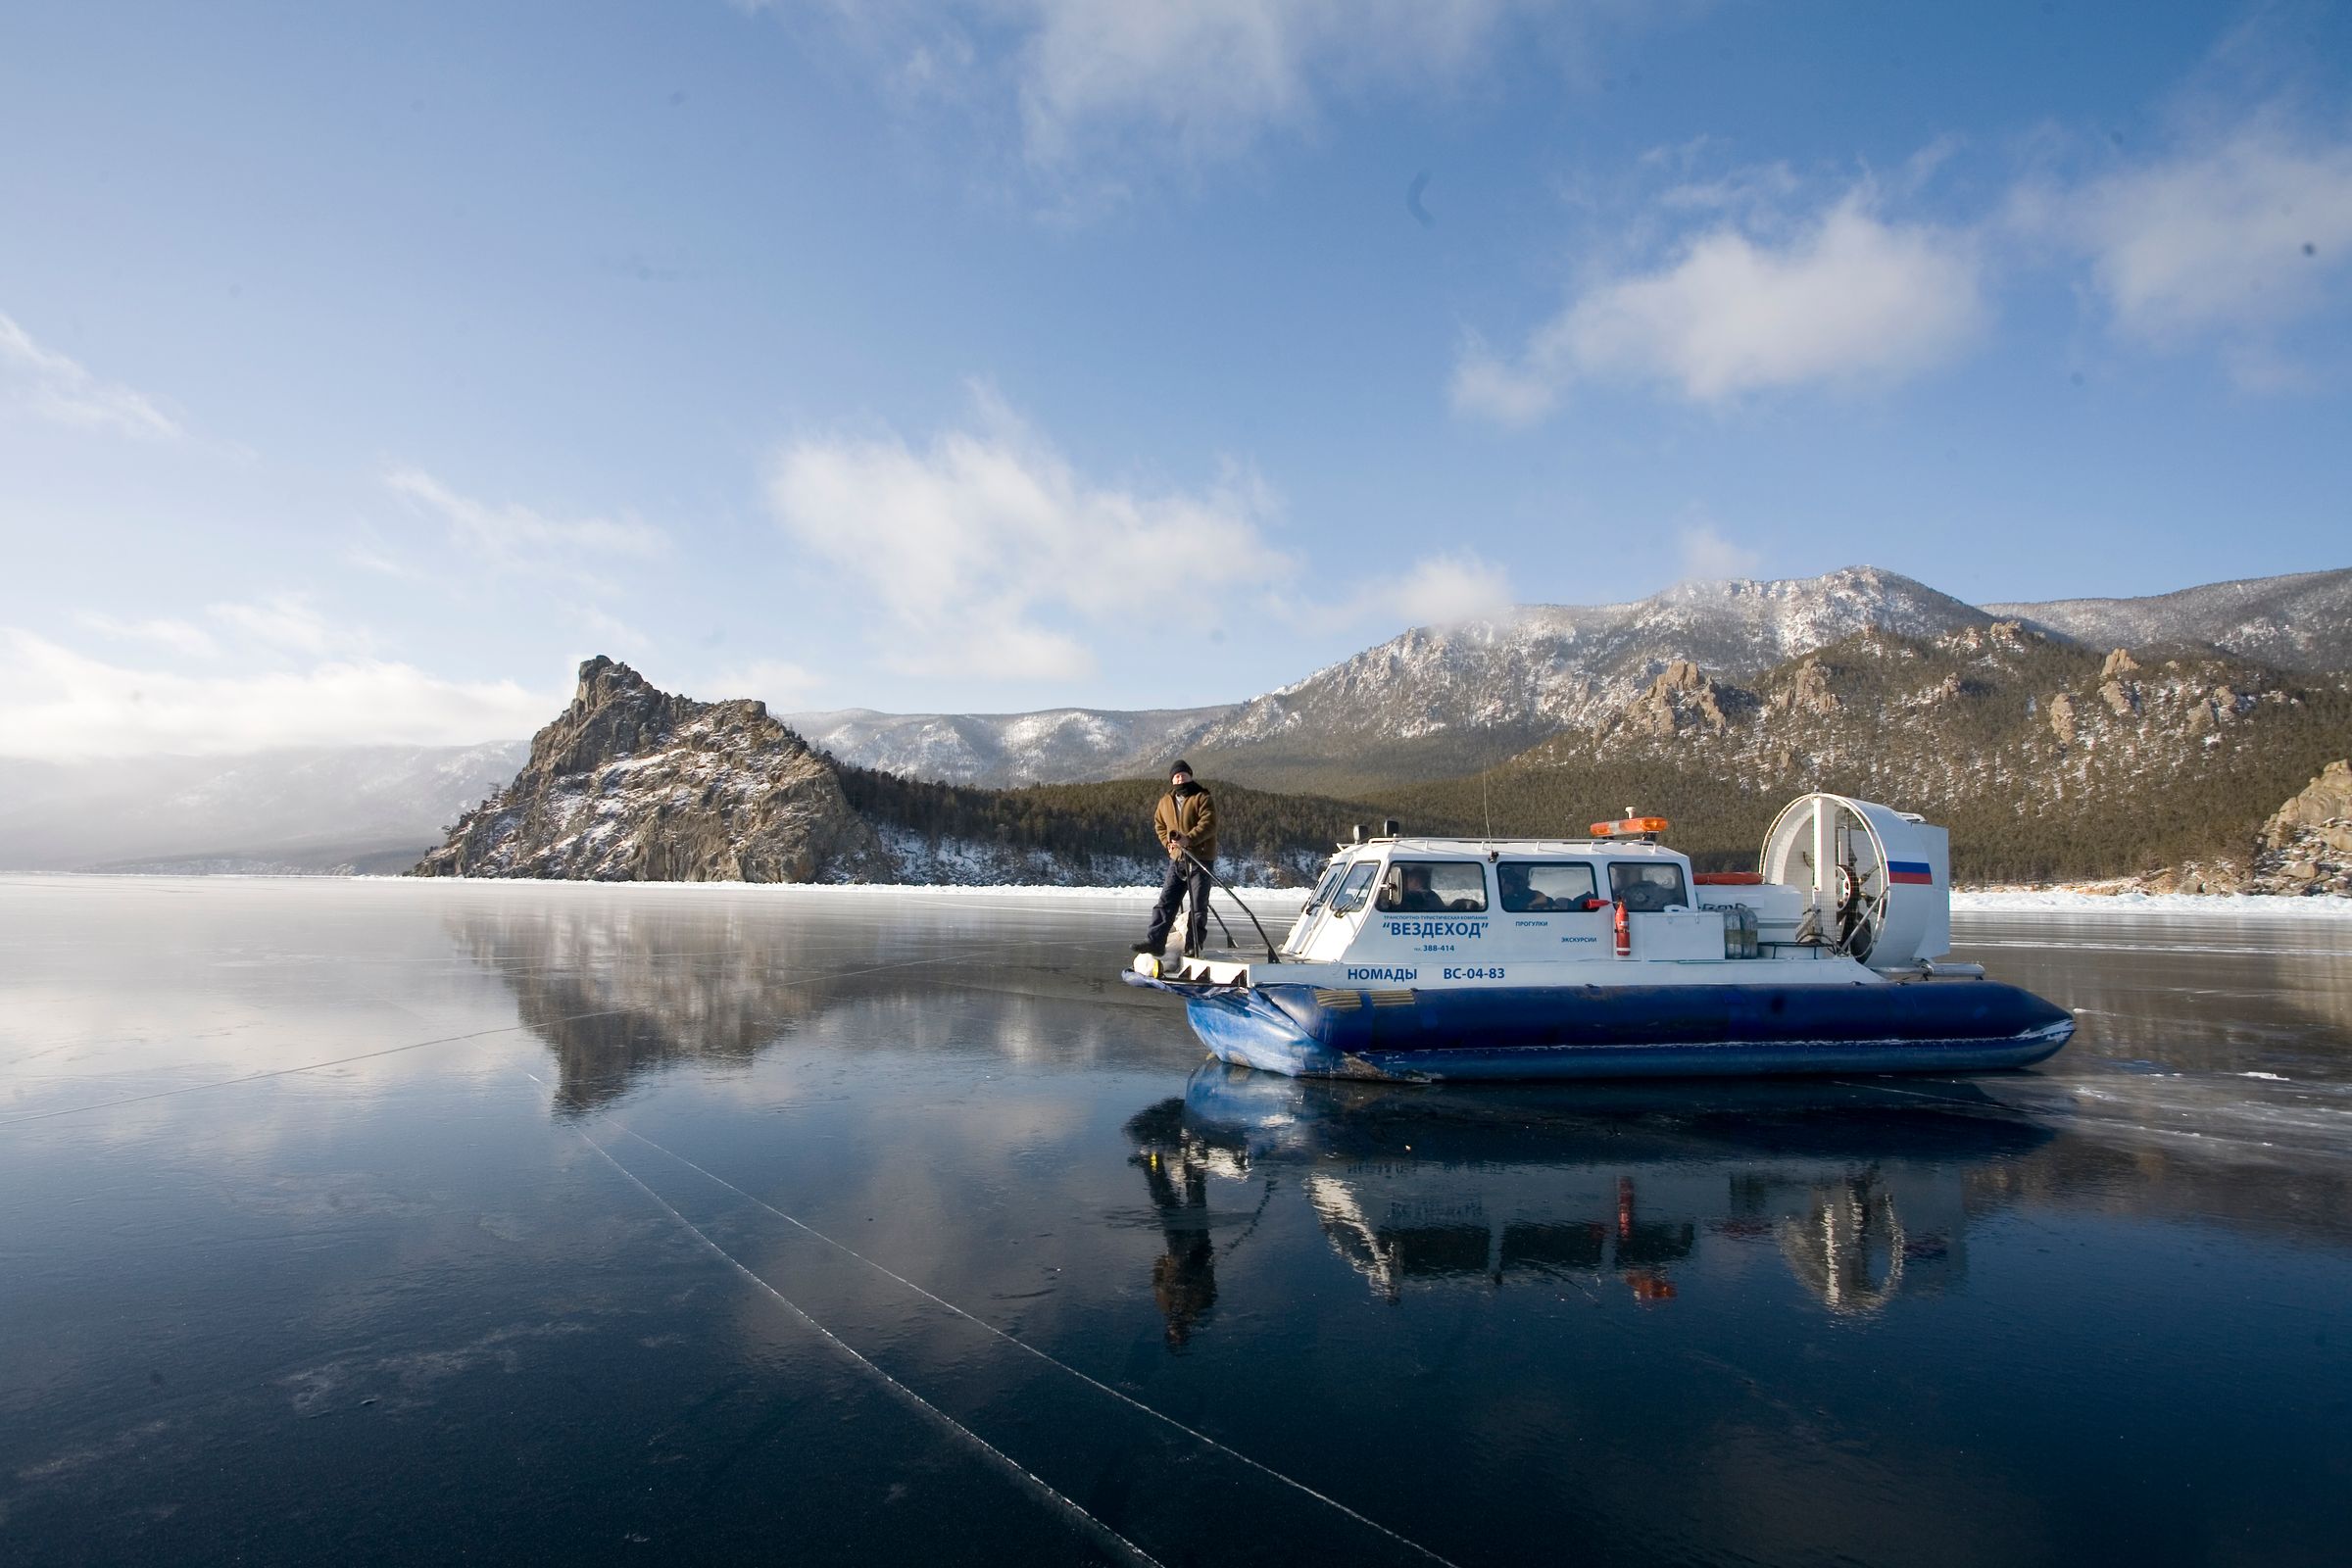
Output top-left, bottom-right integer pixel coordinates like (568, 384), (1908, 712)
(1812, 795), (1836, 939)
(1181, 847), (1280, 963)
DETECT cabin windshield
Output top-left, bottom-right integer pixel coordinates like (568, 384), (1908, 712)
(1375, 860), (1489, 913)
(1609, 861), (1690, 912)
(1329, 860), (1381, 914)
(1497, 861), (1600, 912)
(1305, 860), (1347, 910)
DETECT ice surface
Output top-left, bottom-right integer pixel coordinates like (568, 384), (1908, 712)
(2, 877), (2347, 1566)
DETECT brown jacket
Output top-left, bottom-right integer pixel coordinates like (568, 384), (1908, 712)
(1153, 784), (1217, 862)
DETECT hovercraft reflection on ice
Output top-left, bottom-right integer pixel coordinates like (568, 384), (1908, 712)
(1128, 1064), (2056, 1315)
(1124, 792), (2073, 1080)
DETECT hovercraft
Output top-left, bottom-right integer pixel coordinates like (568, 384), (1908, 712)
(1122, 793), (2073, 1081)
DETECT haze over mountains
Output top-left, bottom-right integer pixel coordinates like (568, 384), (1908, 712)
(6, 564), (2348, 874)
(0, 742), (527, 873)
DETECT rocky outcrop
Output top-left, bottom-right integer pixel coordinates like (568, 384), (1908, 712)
(1622, 660), (1740, 737)
(1770, 657), (1841, 717)
(413, 658), (892, 883)
(2120, 760), (2352, 897)
(2261, 759), (2352, 848)
(2248, 760), (2352, 897)
(2046, 691), (2078, 744)
(2097, 648), (2142, 716)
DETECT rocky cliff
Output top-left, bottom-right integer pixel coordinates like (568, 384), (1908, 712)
(2241, 761), (2352, 896)
(413, 658), (892, 882)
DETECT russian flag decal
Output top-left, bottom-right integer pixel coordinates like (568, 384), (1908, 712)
(1887, 860), (1935, 885)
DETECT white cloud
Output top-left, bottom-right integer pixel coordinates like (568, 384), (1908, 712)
(1447, 339), (1559, 427)
(0, 311), (184, 441)
(1653, 157), (1803, 215)
(74, 595), (372, 667)
(707, 658), (825, 710)
(765, 390), (1285, 681)
(2015, 113), (2352, 351)
(1010, 0), (1528, 166)
(564, 601), (653, 655)
(1322, 551), (1514, 630)
(206, 594), (342, 658)
(0, 630), (556, 760)
(73, 612), (220, 659)
(384, 467), (666, 568)
(778, 0), (1573, 175)
(343, 542), (431, 582)
(1456, 187), (1988, 414)
(1676, 521), (1760, 581)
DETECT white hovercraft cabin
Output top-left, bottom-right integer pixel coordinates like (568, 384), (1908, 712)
(1123, 793), (2072, 1081)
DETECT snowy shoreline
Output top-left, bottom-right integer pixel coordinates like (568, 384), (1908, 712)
(1950, 889), (2352, 916)
(10, 871), (2350, 916)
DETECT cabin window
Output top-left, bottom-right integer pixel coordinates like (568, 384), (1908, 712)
(1497, 861), (1600, 912)
(1329, 861), (1381, 914)
(1306, 861), (1348, 910)
(1609, 861), (1690, 912)
(1375, 861), (1489, 913)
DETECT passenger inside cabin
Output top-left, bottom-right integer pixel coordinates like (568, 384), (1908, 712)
(1497, 864), (1552, 911)
(1377, 861), (1490, 912)
(1609, 862), (1690, 912)
(1379, 864), (1446, 912)
(1499, 861), (1602, 913)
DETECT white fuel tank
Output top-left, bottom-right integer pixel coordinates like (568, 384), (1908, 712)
(1760, 794), (1950, 967)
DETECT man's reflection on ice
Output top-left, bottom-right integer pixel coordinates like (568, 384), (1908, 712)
(1124, 1098), (1256, 1349)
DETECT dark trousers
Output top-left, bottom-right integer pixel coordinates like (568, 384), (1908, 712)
(1145, 855), (1212, 955)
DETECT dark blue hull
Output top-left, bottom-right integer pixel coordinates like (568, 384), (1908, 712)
(1125, 975), (2075, 1081)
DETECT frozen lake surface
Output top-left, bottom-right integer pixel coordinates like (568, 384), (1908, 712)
(4, 878), (2349, 1566)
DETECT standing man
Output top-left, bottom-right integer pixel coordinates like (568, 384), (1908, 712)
(1137, 760), (1217, 958)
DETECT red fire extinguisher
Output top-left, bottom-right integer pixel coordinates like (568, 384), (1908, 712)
(1613, 901), (1631, 957)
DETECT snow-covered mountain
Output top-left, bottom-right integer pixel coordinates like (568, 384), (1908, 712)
(802, 566), (2000, 790)
(788, 705), (1235, 788)
(803, 564), (2352, 791)
(1986, 567), (2352, 672)
(1179, 566), (1992, 788)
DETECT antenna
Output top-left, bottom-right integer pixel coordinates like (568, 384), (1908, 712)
(1483, 773), (1494, 842)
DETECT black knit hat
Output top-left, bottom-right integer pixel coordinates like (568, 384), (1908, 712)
(1169, 760), (1195, 778)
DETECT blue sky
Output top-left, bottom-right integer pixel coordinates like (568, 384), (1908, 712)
(4, 1), (2350, 757)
